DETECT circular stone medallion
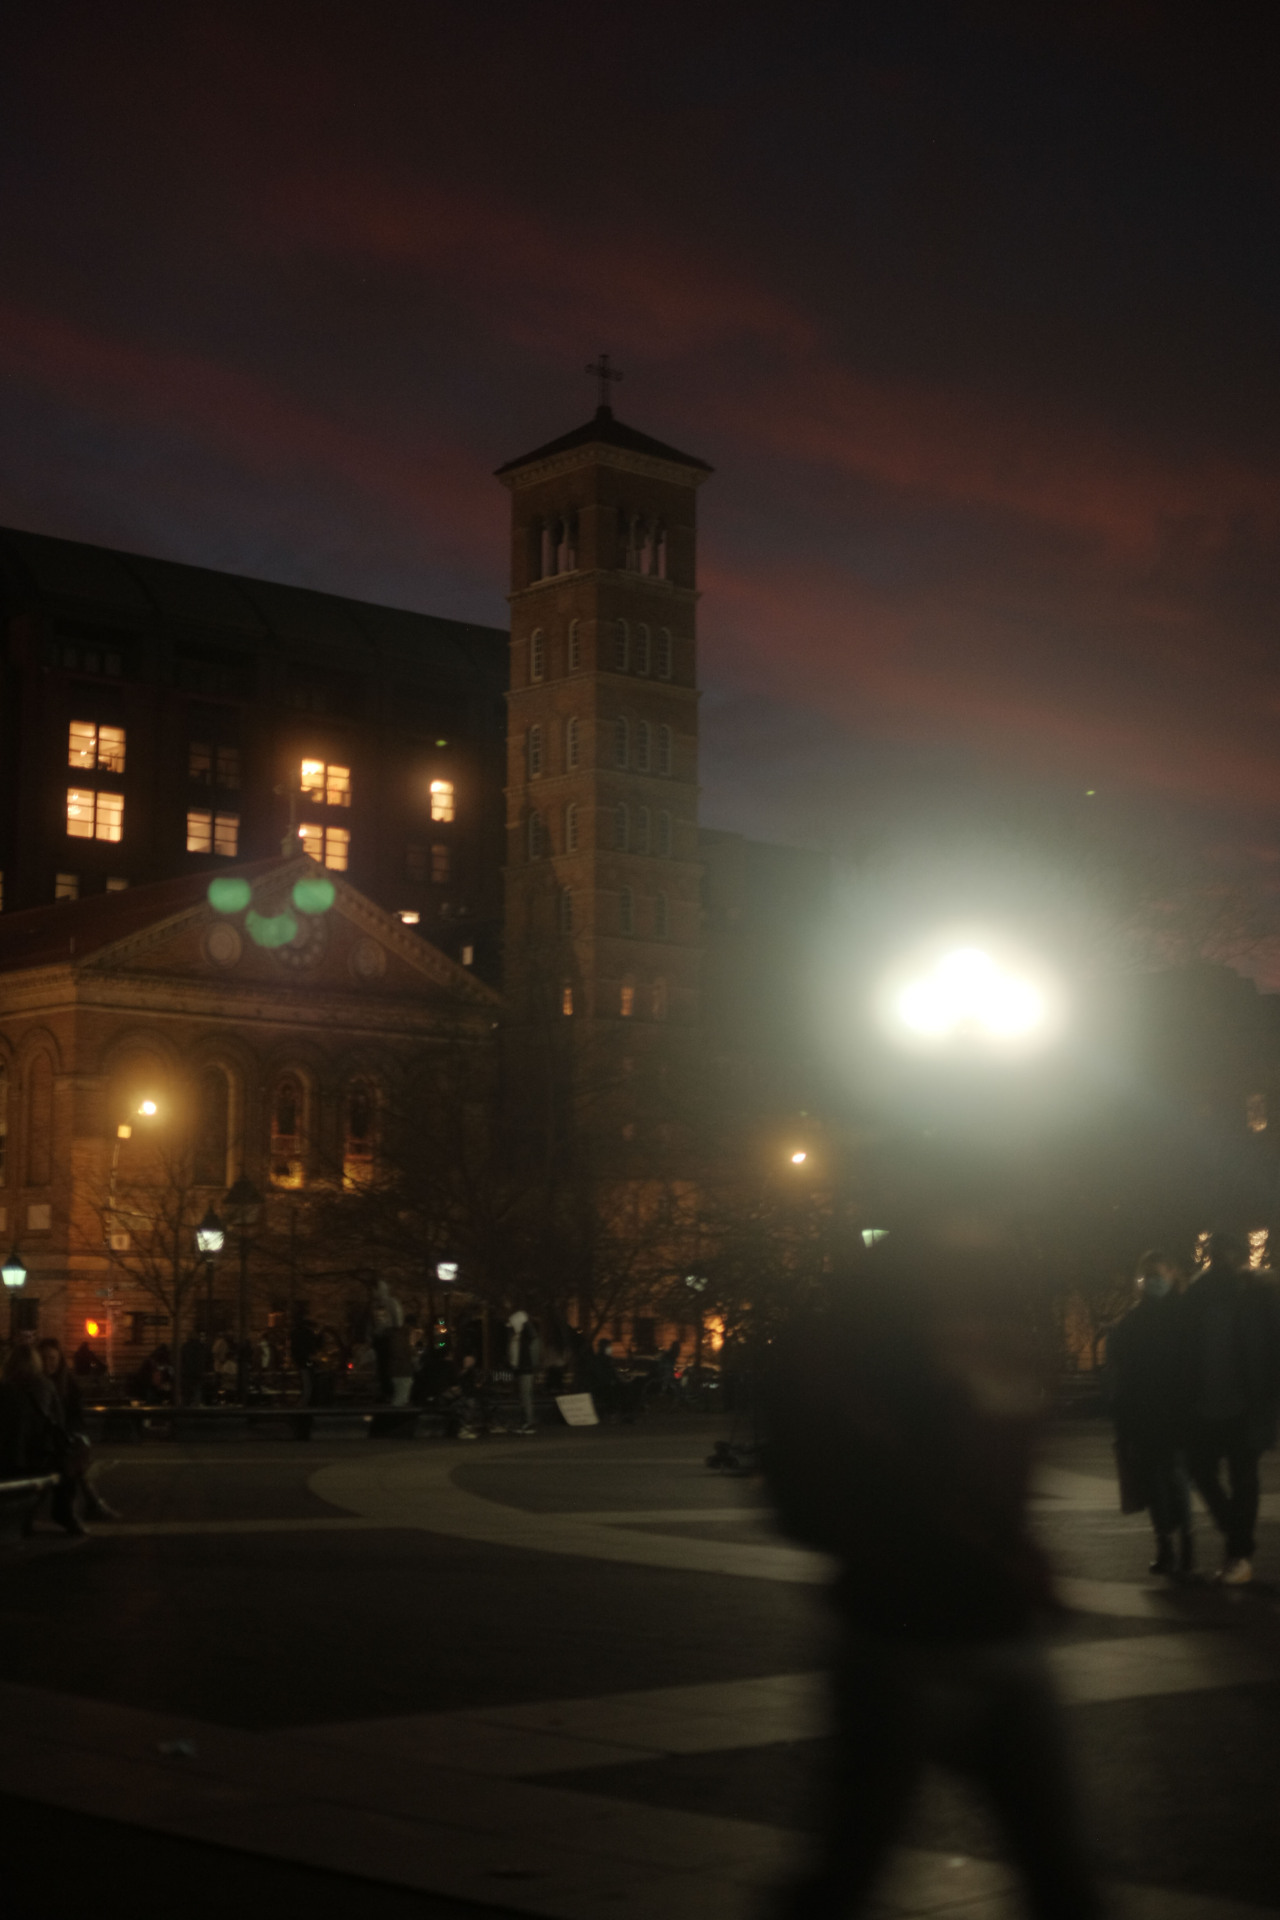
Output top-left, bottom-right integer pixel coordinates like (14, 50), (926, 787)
(204, 923), (243, 968)
(350, 937), (386, 982)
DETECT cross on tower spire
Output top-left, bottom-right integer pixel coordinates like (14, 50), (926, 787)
(586, 352), (623, 415)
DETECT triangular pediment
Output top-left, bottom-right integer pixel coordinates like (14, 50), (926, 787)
(78, 857), (503, 1010)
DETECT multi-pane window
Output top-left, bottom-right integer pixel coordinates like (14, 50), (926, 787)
(565, 716), (580, 770)
(614, 621), (629, 672)
(67, 789), (123, 841)
(568, 621), (581, 671)
(561, 983), (574, 1017)
(301, 759), (351, 806)
(527, 812), (543, 860)
(528, 725), (543, 776)
(343, 1081), (376, 1190)
(619, 887), (634, 936)
(299, 823), (349, 871)
(635, 806), (650, 854)
(635, 721), (651, 773)
(431, 843), (450, 883)
(55, 873), (79, 901)
(614, 803), (629, 852)
(566, 802), (579, 852)
(187, 811), (240, 857)
(530, 630), (545, 682)
(657, 725), (673, 777)
(656, 629), (673, 679)
(405, 843), (427, 881)
(655, 892), (669, 939)
(620, 980), (635, 1018)
(614, 717), (628, 768)
(635, 625), (651, 675)
(68, 721), (125, 774)
(430, 779), (455, 822)
(658, 811), (673, 857)
(190, 741), (241, 789)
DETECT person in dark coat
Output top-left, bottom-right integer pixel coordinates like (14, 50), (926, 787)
(39, 1338), (119, 1523)
(764, 1230), (1103, 1920)
(1105, 1248), (1192, 1574)
(4, 1345), (81, 1535)
(1179, 1230), (1280, 1586)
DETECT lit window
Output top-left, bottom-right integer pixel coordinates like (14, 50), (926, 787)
(528, 725), (543, 776)
(431, 843), (450, 883)
(68, 720), (125, 774)
(561, 983), (574, 1016)
(635, 625), (651, 675)
(568, 620), (581, 671)
(658, 811), (672, 857)
(67, 788), (123, 841)
(55, 873), (79, 901)
(270, 1075), (305, 1189)
(614, 621), (629, 672)
(619, 886), (633, 935)
(565, 716), (580, 770)
(300, 823), (348, 870)
(398, 910), (420, 925)
(1247, 1093), (1267, 1133)
(635, 806), (650, 854)
(655, 892), (669, 939)
(430, 779), (455, 822)
(635, 721), (651, 773)
(300, 759), (350, 807)
(461, 944), (474, 967)
(657, 629), (673, 679)
(560, 888), (573, 934)
(1250, 1228), (1269, 1269)
(566, 802), (579, 853)
(614, 803), (628, 852)
(343, 1081), (376, 1190)
(614, 717), (628, 768)
(106, 877), (129, 891)
(187, 811), (212, 853)
(531, 629), (545, 682)
(213, 813), (239, 858)
(620, 980), (635, 1018)
(657, 725), (672, 777)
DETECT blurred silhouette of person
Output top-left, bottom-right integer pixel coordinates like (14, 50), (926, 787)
(506, 1310), (541, 1432)
(1180, 1229), (1280, 1586)
(1105, 1249), (1192, 1574)
(369, 1277), (404, 1402)
(765, 1226), (1103, 1920)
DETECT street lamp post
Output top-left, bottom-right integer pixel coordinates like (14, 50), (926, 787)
(223, 1176), (262, 1404)
(195, 1206), (225, 1407)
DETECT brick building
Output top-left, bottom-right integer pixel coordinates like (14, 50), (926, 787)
(0, 854), (499, 1356)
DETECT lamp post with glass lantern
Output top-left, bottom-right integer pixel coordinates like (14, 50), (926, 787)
(195, 1206), (224, 1404)
(223, 1176), (262, 1404)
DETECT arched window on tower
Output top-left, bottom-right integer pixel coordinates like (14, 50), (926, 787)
(24, 1053), (53, 1188)
(619, 887), (634, 936)
(655, 525), (668, 579)
(614, 803), (629, 852)
(635, 625), (651, 675)
(343, 1080), (376, 1190)
(527, 812), (544, 860)
(194, 1066), (230, 1187)
(530, 630), (545, 682)
(614, 620), (629, 672)
(654, 891), (669, 939)
(554, 515), (577, 573)
(658, 810), (673, 857)
(656, 628), (673, 679)
(565, 715), (580, 770)
(540, 521), (555, 579)
(568, 619), (581, 671)
(657, 725), (673, 777)
(635, 806), (650, 854)
(559, 888), (573, 935)
(614, 716), (628, 768)
(269, 1074), (304, 1189)
(527, 725), (543, 777)
(635, 721), (651, 773)
(565, 802), (579, 852)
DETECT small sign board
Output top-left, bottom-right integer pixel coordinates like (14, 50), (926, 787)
(555, 1392), (598, 1427)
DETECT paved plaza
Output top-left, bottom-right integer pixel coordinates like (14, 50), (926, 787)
(3, 1418), (1280, 1917)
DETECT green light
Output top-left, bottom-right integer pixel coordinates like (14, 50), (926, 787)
(208, 877), (252, 913)
(291, 876), (336, 915)
(246, 909), (298, 949)
(436, 738), (448, 747)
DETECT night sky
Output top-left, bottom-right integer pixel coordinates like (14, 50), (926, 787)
(5, 3), (1280, 951)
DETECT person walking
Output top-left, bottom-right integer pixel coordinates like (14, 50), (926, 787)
(4, 1345), (83, 1535)
(1180, 1229), (1280, 1586)
(507, 1310), (541, 1433)
(1105, 1249), (1192, 1575)
(369, 1278), (404, 1403)
(387, 1319), (416, 1408)
(38, 1338), (119, 1522)
(765, 1229), (1104, 1920)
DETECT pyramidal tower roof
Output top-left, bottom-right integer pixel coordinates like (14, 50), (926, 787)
(496, 405), (712, 479)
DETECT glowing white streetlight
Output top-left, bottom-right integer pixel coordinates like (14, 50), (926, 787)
(893, 946), (1046, 1043)
(789, 1150), (807, 1165)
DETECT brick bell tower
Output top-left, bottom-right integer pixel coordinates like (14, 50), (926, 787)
(497, 366), (712, 1028)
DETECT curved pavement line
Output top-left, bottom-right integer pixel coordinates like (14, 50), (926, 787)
(307, 1449), (1172, 1615)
